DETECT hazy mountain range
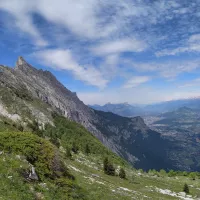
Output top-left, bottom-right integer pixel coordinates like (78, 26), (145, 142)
(90, 99), (200, 117)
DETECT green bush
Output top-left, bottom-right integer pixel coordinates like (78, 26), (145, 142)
(119, 168), (126, 179)
(0, 132), (70, 180)
(183, 183), (189, 194)
(103, 157), (115, 176)
(168, 170), (177, 177)
(189, 172), (196, 180)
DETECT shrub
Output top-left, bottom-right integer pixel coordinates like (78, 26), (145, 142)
(72, 142), (79, 154)
(119, 168), (126, 179)
(0, 132), (70, 180)
(85, 144), (90, 155)
(183, 183), (189, 194)
(159, 169), (167, 177)
(168, 170), (177, 177)
(103, 157), (115, 176)
(66, 148), (72, 159)
(189, 172), (196, 180)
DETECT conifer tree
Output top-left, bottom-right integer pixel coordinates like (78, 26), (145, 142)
(103, 157), (115, 176)
(66, 148), (72, 159)
(183, 183), (189, 194)
(85, 144), (90, 155)
(72, 142), (79, 154)
(119, 168), (126, 179)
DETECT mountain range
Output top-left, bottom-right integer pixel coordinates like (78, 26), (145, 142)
(0, 57), (200, 172)
(90, 99), (200, 117)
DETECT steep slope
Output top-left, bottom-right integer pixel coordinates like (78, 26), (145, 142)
(1, 123), (200, 200)
(0, 57), (194, 171)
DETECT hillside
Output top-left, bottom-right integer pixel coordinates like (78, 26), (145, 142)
(1, 116), (200, 199)
(0, 57), (172, 171)
(0, 57), (200, 172)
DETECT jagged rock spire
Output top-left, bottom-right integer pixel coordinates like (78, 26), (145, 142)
(16, 56), (27, 67)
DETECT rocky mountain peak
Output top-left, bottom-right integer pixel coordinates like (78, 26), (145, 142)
(16, 56), (27, 66)
(15, 56), (36, 74)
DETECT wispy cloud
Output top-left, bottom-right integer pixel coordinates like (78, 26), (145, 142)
(123, 76), (151, 88)
(1, 0), (200, 103)
(179, 78), (200, 88)
(33, 49), (108, 89)
(92, 38), (147, 56)
(129, 59), (200, 78)
(156, 34), (200, 57)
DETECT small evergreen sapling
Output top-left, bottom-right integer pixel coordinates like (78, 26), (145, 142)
(103, 157), (115, 176)
(85, 144), (90, 155)
(66, 148), (72, 159)
(72, 142), (79, 154)
(183, 183), (189, 194)
(119, 168), (126, 179)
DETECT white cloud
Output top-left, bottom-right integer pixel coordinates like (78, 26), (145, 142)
(179, 78), (200, 88)
(156, 34), (200, 57)
(92, 38), (147, 56)
(129, 60), (200, 78)
(123, 76), (151, 88)
(0, 0), (48, 46)
(78, 87), (200, 105)
(1, 0), (200, 98)
(33, 49), (108, 89)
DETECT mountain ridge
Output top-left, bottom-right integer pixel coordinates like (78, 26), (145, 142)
(0, 56), (198, 171)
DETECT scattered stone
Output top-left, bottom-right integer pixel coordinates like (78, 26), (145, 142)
(179, 192), (186, 197)
(39, 183), (48, 190)
(29, 166), (39, 181)
(16, 155), (21, 159)
(91, 174), (100, 178)
(35, 192), (44, 200)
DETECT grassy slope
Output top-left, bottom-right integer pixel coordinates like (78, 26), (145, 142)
(67, 153), (200, 200)
(0, 116), (200, 199)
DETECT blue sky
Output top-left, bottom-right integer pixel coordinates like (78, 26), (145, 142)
(1, 0), (200, 105)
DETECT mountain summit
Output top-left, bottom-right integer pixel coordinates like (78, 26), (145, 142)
(16, 56), (27, 66)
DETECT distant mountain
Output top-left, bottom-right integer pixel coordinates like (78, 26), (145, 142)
(144, 99), (200, 114)
(91, 99), (200, 117)
(90, 103), (144, 117)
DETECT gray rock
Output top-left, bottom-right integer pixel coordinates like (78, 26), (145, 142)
(29, 166), (39, 181)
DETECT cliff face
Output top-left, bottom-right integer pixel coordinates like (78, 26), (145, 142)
(0, 57), (174, 170)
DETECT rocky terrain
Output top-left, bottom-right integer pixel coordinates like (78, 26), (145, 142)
(0, 57), (199, 172)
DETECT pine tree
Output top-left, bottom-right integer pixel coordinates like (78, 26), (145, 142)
(66, 148), (72, 159)
(119, 168), (126, 179)
(85, 144), (90, 155)
(183, 183), (189, 194)
(103, 157), (109, 173)
(103, 157), (115, 176)
(72, 142), (79, 154)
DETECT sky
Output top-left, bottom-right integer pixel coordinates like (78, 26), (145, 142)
(1, 0), (200, 105)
